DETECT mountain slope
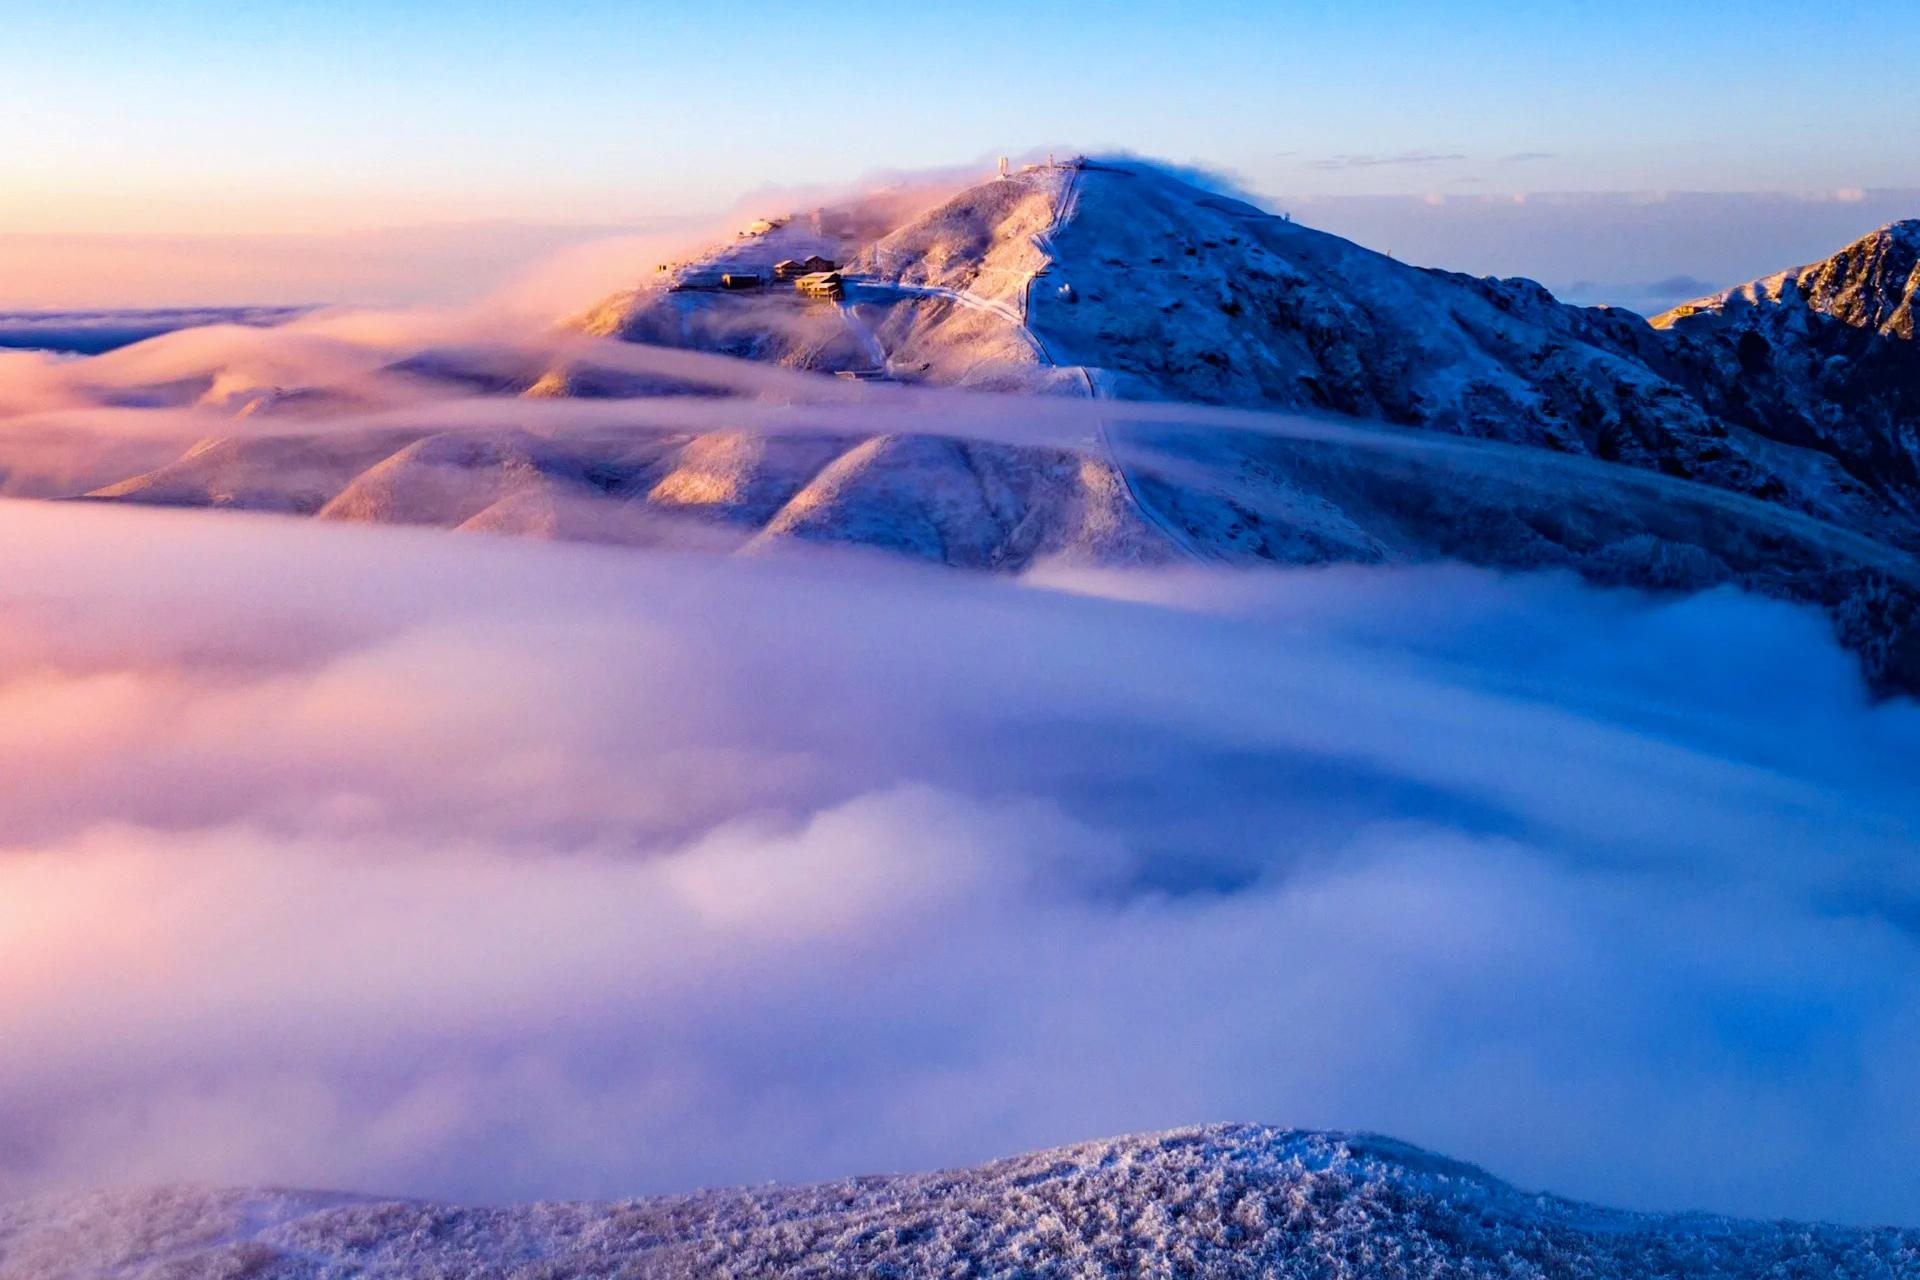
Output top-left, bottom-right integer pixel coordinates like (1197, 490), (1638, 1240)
(54, 160), (1920, 692)
(563, 161), (1920, 553)
(1652, 221), (1920, 530)
(5, 1125), (1915, 1279)
(1659, 219), (1920, 339)
(557, 160), (1920, 688)
(1028, 165), (1920, 549)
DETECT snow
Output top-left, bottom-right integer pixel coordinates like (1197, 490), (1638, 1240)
(7, 162), (1920, 1273)
(569, 157), (1920, 559)
(9, 156), (1919, 693)
(6, 1126), (1915, 1278)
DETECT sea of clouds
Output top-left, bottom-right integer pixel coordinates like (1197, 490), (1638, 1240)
(0, 495), (1915, 1227)
(0, 193), (1915, 1231)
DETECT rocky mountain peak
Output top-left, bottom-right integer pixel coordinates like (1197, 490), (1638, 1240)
(1800, 219), (1920, 338)
(1659, 218), (1920, 339)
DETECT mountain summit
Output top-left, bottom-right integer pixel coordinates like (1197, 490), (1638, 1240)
(1659, 219), (1920, 340)
(575, 160), (1920, 555)
(38, 158), (1920, 692)
(557, 159), (1920, 690)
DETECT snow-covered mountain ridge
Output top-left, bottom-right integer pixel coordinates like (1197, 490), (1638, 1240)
(1659, 219), (1920, 340)
(544, 160), (1920, 690)
(6, 1125), (1915, 1279)
(25, 159), (1920, 692)
(574, 161), (1920, 553)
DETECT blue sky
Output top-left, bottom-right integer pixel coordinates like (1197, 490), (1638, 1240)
(2, 0), (1917, 304)
(6, 0), (1918, 229)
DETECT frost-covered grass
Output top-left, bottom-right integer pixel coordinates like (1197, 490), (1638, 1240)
(6, 1126), (1917, 1279)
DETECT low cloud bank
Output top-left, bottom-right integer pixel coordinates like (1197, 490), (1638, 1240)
(1274, 188), (1920, 312)
(0, 307), (313, 357)
(0, 223), (670, 313)
(0, 500), (1915, 1225)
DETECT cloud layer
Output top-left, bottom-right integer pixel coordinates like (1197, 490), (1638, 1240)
(0, 499), (1915, 1226)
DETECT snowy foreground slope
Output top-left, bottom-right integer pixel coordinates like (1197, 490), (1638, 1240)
(6, 1126), (1916, 1279)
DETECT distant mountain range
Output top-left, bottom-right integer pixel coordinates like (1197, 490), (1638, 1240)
(0, 306), (309, 355)
(6, 1125), (1915, 1278)
(21, 160), (1920, 692)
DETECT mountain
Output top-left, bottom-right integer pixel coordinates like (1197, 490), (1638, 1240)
(4, 1125), (1915, 1279)
(1652, 221), (1920, 533)
(1659, 219), (1920, 340)
(44, 159), (1920, 692)
(1035, 177), (1920, 550)
(570, 162), (1920, 552)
